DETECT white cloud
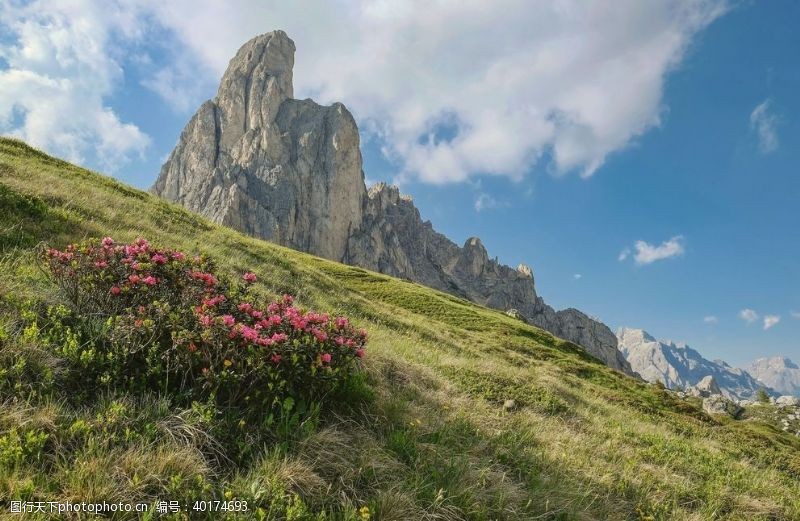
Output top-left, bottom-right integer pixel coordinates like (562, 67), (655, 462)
(474, 193), (497, 212)
(625, 235), (685, 265)
(750, 99), (779, 153)
(139, 0), (726, 184)
(0, 1), (728, 182)
(703, 315), (718, 324)
(763, 315), (780, 330)
(573, 273), (582, 280)
(0, 1), (150, 170)
(791, 310), (800, 319)
(739, 308), (759, 324)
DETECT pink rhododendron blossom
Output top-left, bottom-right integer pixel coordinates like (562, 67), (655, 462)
(271, 353), (282, 364)
(355, 348), (365, 358)
(243, 272), (257, 283)
(129, 274), (141, 284)
(110, 286), (121, 295)
(199, 315), (213, 328)
(320, 353), (332, 364)
(142, 276), (157, 286)
(151, 253), (167, 265)
(312, 329), (328, 342)
(94, 260), (108, 268)
(335, 317), (349, 329)
(221, 315), (236, 327)
(101, 237), (114, 248)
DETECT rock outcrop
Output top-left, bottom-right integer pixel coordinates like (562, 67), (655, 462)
(618, 327), (770, 400)
(152, 30), (633, 375)
(745, 357), (800, 398)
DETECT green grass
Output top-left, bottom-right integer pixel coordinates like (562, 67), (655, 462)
(1, 136), (799, 520)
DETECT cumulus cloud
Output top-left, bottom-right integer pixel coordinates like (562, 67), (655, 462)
(739, 308), (758, 324)
(750, 99), (779, 153)
(0, 1), (150, 170)
(763, 315), (780, 330)
(703, 315), (718, 324)
(138, 0), (727, 184)
(573, 273), (582, 280)
(620, 235), (685, 265)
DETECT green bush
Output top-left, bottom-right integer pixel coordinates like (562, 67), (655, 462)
(28, 237), (367, 417)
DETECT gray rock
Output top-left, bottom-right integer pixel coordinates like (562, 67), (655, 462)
(703, 395), (742, 417)
(152, 30), (634, 376)
(502, 399), (517, 412)
(686, 375), (722, 398)
(776, 395), (800, 407)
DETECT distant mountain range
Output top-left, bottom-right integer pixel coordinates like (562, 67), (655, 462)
(746, 357), (800, 397)
(616, 327), (787, 400)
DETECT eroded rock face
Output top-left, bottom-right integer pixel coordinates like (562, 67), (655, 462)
(152, 30), (633, 375)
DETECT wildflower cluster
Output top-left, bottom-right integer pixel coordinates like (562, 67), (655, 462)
(41, 238), (367, 409)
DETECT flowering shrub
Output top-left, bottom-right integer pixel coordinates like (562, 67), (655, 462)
(40, 237), (367, 411)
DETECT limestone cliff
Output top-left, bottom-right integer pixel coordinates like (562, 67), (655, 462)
(152, 30), (633, 375)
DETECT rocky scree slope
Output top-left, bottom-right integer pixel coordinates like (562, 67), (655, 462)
(152, 30), (632, 374)
(618, 327), (769, 400)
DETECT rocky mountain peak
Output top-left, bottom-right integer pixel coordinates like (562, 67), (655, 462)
(152, 30), (634, 376)
(217, 30), (295, 148)
(617, 327), (772, 400)
(516, 263), (533, 279)
(746, 356), (800, 397)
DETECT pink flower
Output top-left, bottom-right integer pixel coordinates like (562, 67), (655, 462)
(110, 286), (121, 295)
(241, 326), (259, 343)
(271, 353), (282, 364)
(238, 302), (253, 313)
(199, 315), (213, 328)
(267, 302), (280, 314)
(101, 237), (114, 248)
(243, 272), (257, 283)
(335, 316), (349, 329)
(128, 274), (141, 284)
(320, 353), (332, 364)
(282, 294), (294, 306)
(221, 315), (236, 327)
(269, 315), (282, 326)
(142, 275), (157, 286)
(172, 252), (186, 261)
(151, 253), (167, 265)
(250, 310), (263, 319)
(334, 336), (345, 346)
(94, 260), (108, 268)
(312, 329), (328, 342)
(355, 348), (365, 359)
(270, 332), (288, 343)
(134, 319), (143, 328)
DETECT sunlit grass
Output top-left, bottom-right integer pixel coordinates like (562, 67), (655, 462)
(1, 137), (799, 520)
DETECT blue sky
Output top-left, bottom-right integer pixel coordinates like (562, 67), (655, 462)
(1, 0), (797, 366)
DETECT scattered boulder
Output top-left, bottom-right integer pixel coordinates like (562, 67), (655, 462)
(502, 399), (517, 412)
(687, 375), (722, 398)
(505, 309), (521, 319)
(703, 395), (742, 417)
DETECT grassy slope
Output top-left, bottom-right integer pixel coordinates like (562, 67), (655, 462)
(0, 137), (798, 520)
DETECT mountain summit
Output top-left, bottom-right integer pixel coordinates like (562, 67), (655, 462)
(152, 31), (632, 374)
(746, 357), (800, 397)
(617, 327), (769, 400)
